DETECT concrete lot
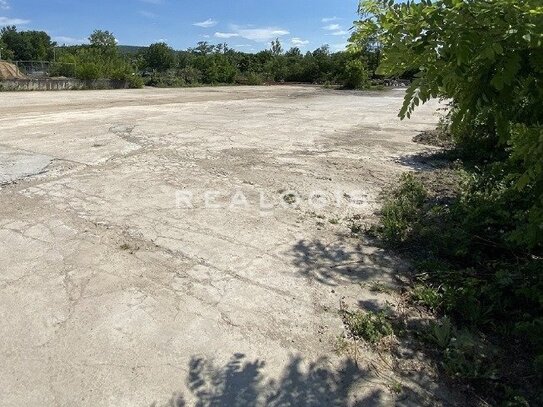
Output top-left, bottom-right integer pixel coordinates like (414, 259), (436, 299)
(0, 86), (453, 406)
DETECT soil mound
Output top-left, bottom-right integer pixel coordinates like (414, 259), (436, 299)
(0, 61), (26, 80)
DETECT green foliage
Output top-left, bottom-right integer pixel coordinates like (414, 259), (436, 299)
(89, 30), (117, 49)
(356, 5), (542, 398)
(424, 318), (498, 381)
(355, 0), (543, 253)
(0, 26), (55, 61)
(377, 171), (543, 402)
(379, 173), (427, 245)
(443, 331), (497, 381)
(50, 30), (142, 84)
(344, 310), (394, 344)
(144, 42), (176, 72)
(2, 26), (384, 89)
(342, 59), (370, 89)
(76, 62), (100, 80)
(411, 284), (442, 311)
(425, 317), (453, 350)
(125, 74), (144, 89)
(0, 36), (14, 60)
(235, 71), (265, 86)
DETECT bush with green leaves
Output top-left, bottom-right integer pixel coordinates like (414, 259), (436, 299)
(379, 173), (427, 245)
(76, 62), (100, 80)
(342, 59), (370, 89)
(353, 0), (542, 252)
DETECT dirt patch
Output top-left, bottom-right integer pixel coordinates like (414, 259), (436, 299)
(0, 61), (26, 80)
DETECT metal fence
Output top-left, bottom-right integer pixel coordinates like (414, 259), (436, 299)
(14, 60), (77, 78)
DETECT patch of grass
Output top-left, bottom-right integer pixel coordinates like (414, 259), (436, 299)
(333, 336), (350, 355)
(329, 218), (339, 225)
(343, 310), (394, 344)
(411, 284), (442, 311)
(368, 281), (395, 294)
(388, 380), (403, 394)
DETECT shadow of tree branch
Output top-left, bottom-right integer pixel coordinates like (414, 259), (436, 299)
(155, 354), (386, 407)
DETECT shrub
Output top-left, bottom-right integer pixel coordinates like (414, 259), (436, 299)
(379, 173), (427, 245)
(344, 310), (394, 344)
(76, 62), (100, 80)
(411, 284), (442, 311)
(342, 59), (370, 89)
(126, 74), (144, 89)
(235, 71), (265, 86)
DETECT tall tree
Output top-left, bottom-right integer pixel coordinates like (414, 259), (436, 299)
(89, 30), (117, 49)
(271, 38), (283, 56)
(144, 42), (176, 72)
(0, 26), (55, 61)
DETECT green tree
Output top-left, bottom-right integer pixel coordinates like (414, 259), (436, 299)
(0, 36), (14, 60)
(89, 30), (117, 49)
(0, 26), (55, 61)
(191, 41), (215, 56)
(342, 59), (369, 89)
(353, 0), (543, 249)
(144, 42), (176, 72)
(271, 38), (283, 56)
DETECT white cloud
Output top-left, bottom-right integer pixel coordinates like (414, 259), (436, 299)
(229, 25), (289, 42)
(0, 1), (9, 11)
(0, 16), (30, 25)
(322, 17), (340, 23)
(323, 23), (348, 37)
(323, 24), (341, 31)
(193, 18), (218, 28)
(291, 37), (309, 46)
(53, 36), (87, 45)
(214, 32), (239, 39)
(331, 42), (348, 52)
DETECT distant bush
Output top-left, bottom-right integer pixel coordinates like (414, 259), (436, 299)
(76, 63), (101, 80)
(342, 59), (370, 89)
(235, 71), (265, 86)
(144, 73), (185, 88)
(126, 74), (144, 89)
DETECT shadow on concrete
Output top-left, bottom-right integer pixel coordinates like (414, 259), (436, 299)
(394, 151), (451, 172)
(154, 354), (387, 407)
(291, 238), (405, 287)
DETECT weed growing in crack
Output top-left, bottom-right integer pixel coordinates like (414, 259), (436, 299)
(343, 310), (394, 344)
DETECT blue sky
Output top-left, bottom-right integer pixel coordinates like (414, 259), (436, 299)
(1, 0), (360, 52)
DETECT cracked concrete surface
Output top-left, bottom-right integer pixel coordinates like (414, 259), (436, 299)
(0, 86), (454, 406)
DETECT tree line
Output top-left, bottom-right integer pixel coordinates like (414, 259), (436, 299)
(0, 27), (383, 89)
